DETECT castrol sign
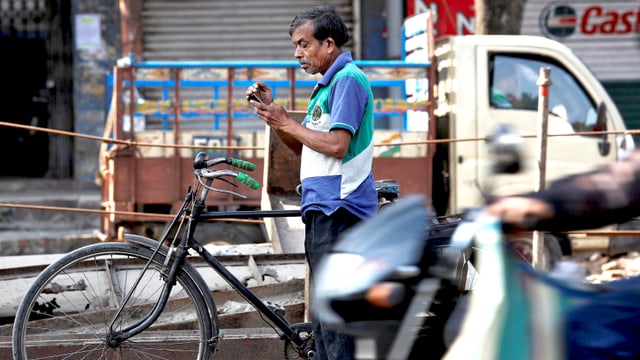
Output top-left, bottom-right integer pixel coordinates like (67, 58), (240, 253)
(523, 0), (640, 81)
(540, 2), (640, 39)
(407, 0), (639, 80)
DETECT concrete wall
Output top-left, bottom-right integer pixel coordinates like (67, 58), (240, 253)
(72, 0), (121, 182)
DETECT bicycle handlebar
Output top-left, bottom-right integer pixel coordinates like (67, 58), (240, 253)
(193, 151), (256, 172)
(198, 168), (260, 189)
(193, 151), (260, 191)
(228, 158), (255, 171)
(235, 172), (260, 190)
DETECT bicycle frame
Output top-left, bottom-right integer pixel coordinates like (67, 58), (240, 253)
(108, 173), (313, 356)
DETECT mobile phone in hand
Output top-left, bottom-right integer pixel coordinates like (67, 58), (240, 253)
(248, 93), (265, 105)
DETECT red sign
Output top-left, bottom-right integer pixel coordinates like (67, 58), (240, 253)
(407, 0), (475, 37)
(581, 6), (640, 35)
(540, 3), (640, 39)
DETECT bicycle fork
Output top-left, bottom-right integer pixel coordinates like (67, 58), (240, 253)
(105, 245), (187, 347)
(105, 196), (197, 347)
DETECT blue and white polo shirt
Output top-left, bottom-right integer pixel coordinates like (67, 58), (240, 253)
(300, 52), (378, 220)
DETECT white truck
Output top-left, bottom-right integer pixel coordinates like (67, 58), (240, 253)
(425, 27), (636, 265)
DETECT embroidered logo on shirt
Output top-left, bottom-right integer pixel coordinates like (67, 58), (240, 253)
(310, 105), (323, 126)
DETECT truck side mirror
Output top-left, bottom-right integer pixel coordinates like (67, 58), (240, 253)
(596, 102), (610, 156)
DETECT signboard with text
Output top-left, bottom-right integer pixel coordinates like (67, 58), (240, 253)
(524, 0), (640, 81)
(406, 0), (475, 37)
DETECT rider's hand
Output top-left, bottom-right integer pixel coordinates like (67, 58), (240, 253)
(485, 196), (554, 230)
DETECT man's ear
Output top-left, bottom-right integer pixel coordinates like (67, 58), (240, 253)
(324, 37), (336, 53)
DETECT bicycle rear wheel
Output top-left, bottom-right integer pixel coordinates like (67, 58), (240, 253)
(12, 242), (213, 360)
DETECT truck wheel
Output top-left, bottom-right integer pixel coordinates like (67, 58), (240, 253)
(506, 233), (563, 271)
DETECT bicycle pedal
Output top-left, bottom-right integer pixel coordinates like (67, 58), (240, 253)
(264, 301), (286, 317)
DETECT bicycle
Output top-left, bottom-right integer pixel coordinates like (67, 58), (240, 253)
(12, 152), (315, 360)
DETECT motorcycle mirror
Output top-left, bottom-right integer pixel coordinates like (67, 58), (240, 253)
(487, 124), (523, 174)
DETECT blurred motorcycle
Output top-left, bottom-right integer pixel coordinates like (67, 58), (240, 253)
(312, 195), (469, 359)
(313, 124), (640, 360)
(311, 125), (526, 359)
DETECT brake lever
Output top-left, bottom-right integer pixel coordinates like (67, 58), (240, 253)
(216, 176), (238, 188)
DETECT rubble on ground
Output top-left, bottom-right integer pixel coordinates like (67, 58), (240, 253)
(578, 251), (640, 283)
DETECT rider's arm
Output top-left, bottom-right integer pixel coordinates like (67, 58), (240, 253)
(488, 149), (640, 232)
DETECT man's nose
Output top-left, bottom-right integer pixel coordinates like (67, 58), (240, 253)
(293, 47), (303, 59)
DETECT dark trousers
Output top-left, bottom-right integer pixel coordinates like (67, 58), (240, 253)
(305, 208), (361, 360)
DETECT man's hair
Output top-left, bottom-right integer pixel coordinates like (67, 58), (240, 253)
(289, 5), (349, 47)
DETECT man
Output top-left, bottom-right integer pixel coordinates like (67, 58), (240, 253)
(246, 5), (377, 360)
(490, 62), (520, 109)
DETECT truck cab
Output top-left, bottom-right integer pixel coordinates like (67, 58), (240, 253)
(432, 34), (636, 257)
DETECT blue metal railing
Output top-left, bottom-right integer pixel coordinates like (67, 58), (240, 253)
(106, 56), (431, 132)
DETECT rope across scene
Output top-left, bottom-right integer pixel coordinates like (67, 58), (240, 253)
(1, 120), (640, 238)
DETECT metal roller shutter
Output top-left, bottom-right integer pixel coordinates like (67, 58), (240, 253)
(141, 0), (355, 61)
(604, 82), (640, 135)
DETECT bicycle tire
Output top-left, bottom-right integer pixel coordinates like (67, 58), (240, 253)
(12, 242), (213, 360)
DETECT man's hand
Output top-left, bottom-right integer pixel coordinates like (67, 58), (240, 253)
(246, 92), (303, 154)
(252, 102), (294, 131)
(246, 81), (274, 105)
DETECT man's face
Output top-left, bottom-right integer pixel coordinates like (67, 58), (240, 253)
(291, 21), (332, 75)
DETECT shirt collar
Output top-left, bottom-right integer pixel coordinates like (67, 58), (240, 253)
(318, 52), (353, 87)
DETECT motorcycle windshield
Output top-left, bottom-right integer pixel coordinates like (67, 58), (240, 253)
(313, 195), (432, 324)
(334, 194), (430, 269)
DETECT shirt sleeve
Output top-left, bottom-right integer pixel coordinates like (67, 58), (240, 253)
(328, 76), (369, 135)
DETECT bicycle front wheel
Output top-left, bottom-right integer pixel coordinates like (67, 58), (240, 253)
(12, 242), (213, 360)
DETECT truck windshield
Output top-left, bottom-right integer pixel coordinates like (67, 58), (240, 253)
(490, 55), (598, 133)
